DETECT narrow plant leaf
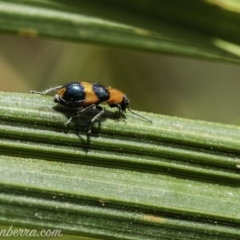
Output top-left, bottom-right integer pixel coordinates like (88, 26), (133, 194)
(0, 91), (240, 239)
(0, 0), (240, 63)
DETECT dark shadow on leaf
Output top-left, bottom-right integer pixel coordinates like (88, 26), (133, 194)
(52, 104), (123, 152)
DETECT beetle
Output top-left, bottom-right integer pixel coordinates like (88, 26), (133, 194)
(31, 81), (152, 134)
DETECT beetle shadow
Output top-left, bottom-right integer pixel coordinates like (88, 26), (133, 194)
(52, 105), (121, 153)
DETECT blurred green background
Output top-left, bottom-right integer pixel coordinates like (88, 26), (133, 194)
(0, 34), (240, 125)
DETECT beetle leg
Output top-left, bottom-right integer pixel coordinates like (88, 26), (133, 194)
(117, 105), (126, 122)
(86, 106), (104, 134)
(31, 86), (63, 95)
(117, 105), (121, 119)
(65, 104), (96, 126)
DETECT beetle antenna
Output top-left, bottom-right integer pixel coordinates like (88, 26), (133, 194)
(127, 107), (152, 123)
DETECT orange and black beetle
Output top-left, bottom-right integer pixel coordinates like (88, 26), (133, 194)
(31, 81), (152, 134)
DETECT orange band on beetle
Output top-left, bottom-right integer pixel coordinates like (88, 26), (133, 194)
(106, 88), (124, 106)
(57, 87), (67, 98)
(81, 81), (99, 105)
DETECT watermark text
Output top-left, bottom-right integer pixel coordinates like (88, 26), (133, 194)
(0, 225), (63, 237)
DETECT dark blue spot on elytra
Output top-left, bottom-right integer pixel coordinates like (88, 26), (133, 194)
(93, 83), (110, 102)
(63, 82), (85, 103)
